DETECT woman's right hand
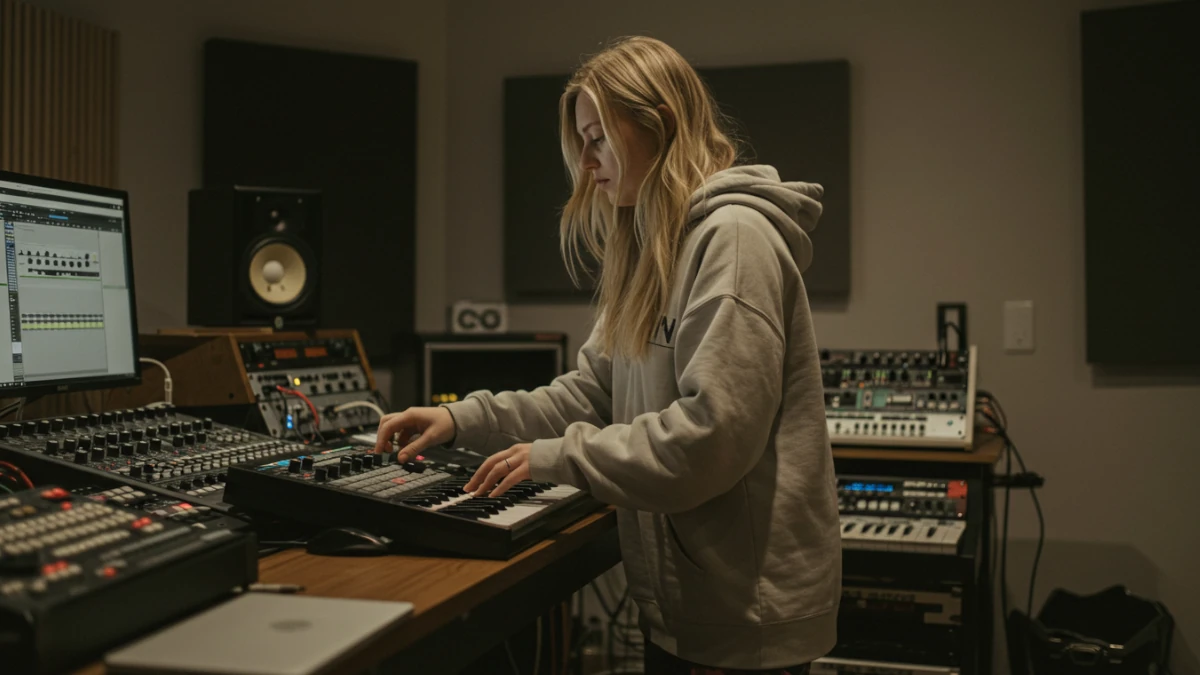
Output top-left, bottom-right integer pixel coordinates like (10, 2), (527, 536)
(373, 406), (457, 462)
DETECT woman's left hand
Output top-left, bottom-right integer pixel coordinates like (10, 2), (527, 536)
(465, 443), (532, 497)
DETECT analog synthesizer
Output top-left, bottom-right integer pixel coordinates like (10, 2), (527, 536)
(821, 347), (977, 450)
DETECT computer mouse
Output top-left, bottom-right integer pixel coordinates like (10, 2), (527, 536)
(305, 527), (392, 557)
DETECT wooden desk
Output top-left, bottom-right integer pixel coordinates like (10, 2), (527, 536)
(76, 507), (620, 675)
(833, 433), (1005, 464)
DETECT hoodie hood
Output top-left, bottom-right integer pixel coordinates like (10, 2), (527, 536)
(687, 165), (823, 273)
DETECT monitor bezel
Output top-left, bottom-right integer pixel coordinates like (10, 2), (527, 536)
(0, 169), (142, 399)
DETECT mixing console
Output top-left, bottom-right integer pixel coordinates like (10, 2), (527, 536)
(0, 486), (255, 673)
(0, 405), (305, 511)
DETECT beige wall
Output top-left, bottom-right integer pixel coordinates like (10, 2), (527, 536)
(26, 0), (448, 334)
(446, 0), (1199, 672)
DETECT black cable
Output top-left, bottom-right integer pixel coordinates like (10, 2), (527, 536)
(1009, 441), (1045, 617)
(978, 393), (1047, 620)
(1001, 437), (1012, 623)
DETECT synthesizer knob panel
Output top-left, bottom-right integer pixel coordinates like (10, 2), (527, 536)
(837, 476), (969, 556)
(239, 336), (387, 440)
(821, 347), (977, 450)
(0, 406), (305, 512)
(0, 487), (255, 673)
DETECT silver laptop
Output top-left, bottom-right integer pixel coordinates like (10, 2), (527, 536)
(105, 593), (414, 675)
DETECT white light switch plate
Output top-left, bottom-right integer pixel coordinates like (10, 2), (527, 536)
(1004, 300), (1035, 353)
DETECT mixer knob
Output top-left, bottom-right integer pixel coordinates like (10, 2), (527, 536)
(301, 457), (314, 470)
(136, 441), (149, 455)
(150, 439), (162, 452)
(327, 465), (341, 479)
(351, 457), (364, 472)
(106, 432), (119, 445)
(106, 445), (121, 458)
(132, 429), (145, 441)
(64, 417), (78, 430)
(0, 425), (7, 439)
(75, 449), (90, 464)
(196, 432), (207, 444)
(170, 423), (181, 435)
(288, 459), (302, 473)
(44, 439), (60, 455)
(134, 408), (146, 420)
(203, 418), (214, 430)
(101, 412), (114, 425)
(146, 427), (158, 439)
(119, 431), (132, 444)
(158, 425), (170, 436)
(24, 422), (38, 435)
(50, 418), (64, 432)
(36, 419), (50, 434)
(63, 438), (77, 452)
(93, 434), (106, 447)
(130, 465), (143, 479)
(125, 410), (136, 422)
(172, 435), (185, 448)
(120, 443), (134, 457)
(204, 474), (218, 485)
(89, 413), (102, 426)
(371, 454), (384, 467)
(78, 436), (91, 450)
(314, 467), (328, 482)
(90, 448), (105, 462)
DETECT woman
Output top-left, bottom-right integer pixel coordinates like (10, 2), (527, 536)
(375, 36), (840, 675)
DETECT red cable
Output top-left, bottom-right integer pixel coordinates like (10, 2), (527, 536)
(0, 460), (35, 489)
(275, 386), (321, 436)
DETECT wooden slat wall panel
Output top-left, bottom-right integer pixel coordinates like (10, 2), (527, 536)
(0, 0), (121, 417)
(0, 0), (119, 188)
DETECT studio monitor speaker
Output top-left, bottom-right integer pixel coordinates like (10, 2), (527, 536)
(188, 186), (322, 329)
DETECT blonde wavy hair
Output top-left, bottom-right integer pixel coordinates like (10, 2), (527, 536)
(559, 36), (737, 359)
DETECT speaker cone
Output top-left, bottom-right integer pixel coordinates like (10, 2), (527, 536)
(248, 240), (309, 307)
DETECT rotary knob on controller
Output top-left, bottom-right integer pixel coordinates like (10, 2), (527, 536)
(74, 449), (90, 464)
(130, 465), (143, 479)
(301, 457), (314, 470)
(132, 429), (145, 441)
(136, 441), (149, 455)
(101, 412), (114, 425)
(119, 431), (132, 444)
(63, 438), (77, 452)
(50, 419), (63, 432)
(44, 440), (60, 455)
(106, 432), (118, 446)
(314, 467), (328, 482)
(89, 448), (105, 462)
(120, 443), (134, 457)
(37, 420), (51, 434)
(288, 459), (302, 473)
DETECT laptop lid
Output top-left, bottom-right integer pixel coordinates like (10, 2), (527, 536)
(105, 593), (414, 675)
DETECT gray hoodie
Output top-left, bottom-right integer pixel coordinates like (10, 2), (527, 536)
(444, 165), (841, 669)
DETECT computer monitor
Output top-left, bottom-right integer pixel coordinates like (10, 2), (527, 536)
(0, 171), (140, 396)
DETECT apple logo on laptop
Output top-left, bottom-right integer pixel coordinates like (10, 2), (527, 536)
(270, 619), (313, 633)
